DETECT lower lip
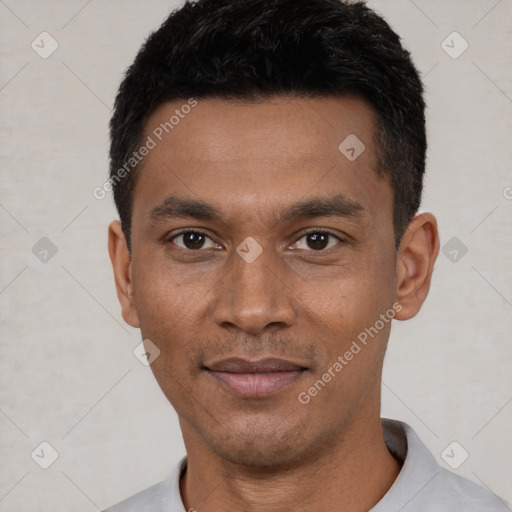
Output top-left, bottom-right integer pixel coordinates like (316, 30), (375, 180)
(206, 370), (306, 398)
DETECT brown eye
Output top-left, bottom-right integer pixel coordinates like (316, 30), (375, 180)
(290, 231), (342, 252)
(305, 232), (329, 250)
(171, 231), (218, 250)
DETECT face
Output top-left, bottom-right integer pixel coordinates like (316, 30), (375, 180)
(109, 95), (436, 467)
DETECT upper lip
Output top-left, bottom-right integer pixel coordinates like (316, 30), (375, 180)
(205, 357), (307, 374)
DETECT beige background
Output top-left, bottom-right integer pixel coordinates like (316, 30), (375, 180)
(1, 0), (511, 510)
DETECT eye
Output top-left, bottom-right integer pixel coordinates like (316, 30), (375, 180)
(170, 230), (220, 251)
(290, 230), (343, 251)
(168, 229), (344, 252)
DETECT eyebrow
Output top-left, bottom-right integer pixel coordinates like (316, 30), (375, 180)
(148, 193), (368, 227)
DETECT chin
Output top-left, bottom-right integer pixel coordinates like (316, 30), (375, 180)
(203, 422), (314, 469)
(212, 441), (302, 468)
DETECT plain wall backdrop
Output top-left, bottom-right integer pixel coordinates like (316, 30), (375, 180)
(1, 0), (511, 510)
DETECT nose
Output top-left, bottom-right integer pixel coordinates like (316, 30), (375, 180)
(212, 240), (296, 335)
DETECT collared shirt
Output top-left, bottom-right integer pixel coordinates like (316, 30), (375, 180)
(103, 418), (511, 511)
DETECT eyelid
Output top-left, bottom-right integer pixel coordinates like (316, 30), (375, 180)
(170, 227), (211, 238)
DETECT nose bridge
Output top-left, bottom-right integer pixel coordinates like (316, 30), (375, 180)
(213, 237), (295, 333)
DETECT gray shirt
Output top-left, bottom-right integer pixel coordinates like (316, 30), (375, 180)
(103, 418), (511, 511)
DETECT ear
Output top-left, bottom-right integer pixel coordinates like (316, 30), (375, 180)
(394, 213), (440, 321)
(108, 220), (140, 328)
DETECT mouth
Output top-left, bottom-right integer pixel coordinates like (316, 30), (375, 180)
(203, 357), (308, 398)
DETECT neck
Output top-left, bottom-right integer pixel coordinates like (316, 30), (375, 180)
(179, 412), (401, 512)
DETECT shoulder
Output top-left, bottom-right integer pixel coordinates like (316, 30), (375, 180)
(102, 481), (167, 512)
(378, 419), (511, 511)
(102, 457), (187, 512)
(427, 467), (511, 511)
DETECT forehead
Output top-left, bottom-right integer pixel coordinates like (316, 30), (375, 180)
(143, 95), (375, 161)
(133, 95), (391, 229)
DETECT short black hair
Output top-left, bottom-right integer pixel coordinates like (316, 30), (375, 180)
(109, 0), (426, 251)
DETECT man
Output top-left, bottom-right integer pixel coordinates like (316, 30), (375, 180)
(104, 0), (511, 510)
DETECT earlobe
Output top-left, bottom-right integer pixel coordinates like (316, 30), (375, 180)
(108, 220), (140, 328)
(394, 213), (440, 321)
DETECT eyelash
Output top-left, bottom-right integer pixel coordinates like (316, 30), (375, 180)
(167, 228), (345, 253)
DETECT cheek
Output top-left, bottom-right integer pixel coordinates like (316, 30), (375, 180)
(131, 260), (190, 351)
(132, 269), (204, 407)
(293, 248), (396, 382)
(299, 269), (394, 407)
(132, 244), (200, 315)
(299, 249), (394, 327)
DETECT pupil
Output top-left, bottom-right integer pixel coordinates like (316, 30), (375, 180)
(185, 232), (204, 249)
(308, 233), (328, 250)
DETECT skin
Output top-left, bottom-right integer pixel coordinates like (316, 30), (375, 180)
(109, 95), (439, 512)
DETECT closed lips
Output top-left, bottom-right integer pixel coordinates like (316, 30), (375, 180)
(204, 357), (308, 398)
(204, 357), (308, 373)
